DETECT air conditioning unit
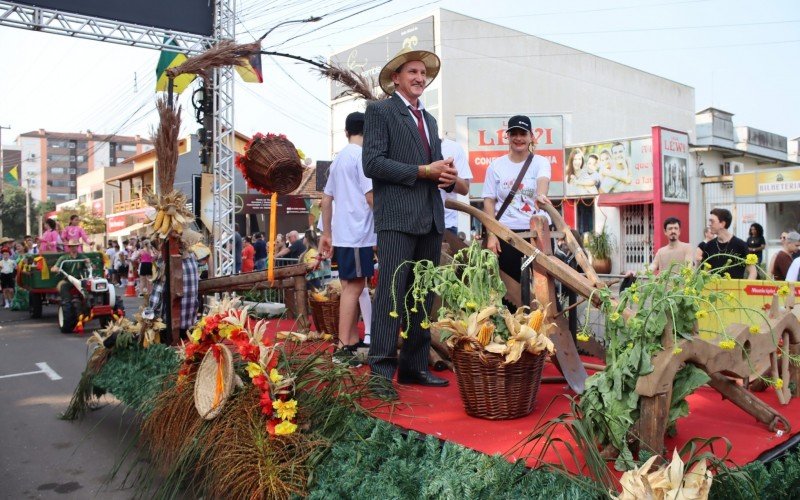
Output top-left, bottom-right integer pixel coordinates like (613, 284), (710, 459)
(730, 161), (744, 173)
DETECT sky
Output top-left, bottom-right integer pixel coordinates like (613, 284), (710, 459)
(0, 0), (797, 164)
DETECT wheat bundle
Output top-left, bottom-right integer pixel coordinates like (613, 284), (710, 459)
(167, 40), (261, 79)
(153, 98), (181, 194)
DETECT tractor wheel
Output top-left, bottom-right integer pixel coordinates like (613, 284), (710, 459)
(58, 301), (78, 334)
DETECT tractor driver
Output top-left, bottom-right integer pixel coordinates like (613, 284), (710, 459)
(51, 239), (90, 303)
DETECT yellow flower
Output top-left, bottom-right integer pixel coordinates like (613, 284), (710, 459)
(466, 301), (478, 310)
(576, 332), (590, 342)
(683, 287), (694, 296)
(723, 272), (732, 280)
(631, 294), (640, 304)
(410, 307), (418, 313)
(745, 253), (759, 266)
(273, 399), (298, 421)
(400, 330), (408, 339)
(775, 378), (784, 390)
(269, 368), (283, 383)
(274, 420), (298, 435)
(626, 342), (634, 350)
(719, 339), (736, 350)
(218, 323), (234, 339)
(389, 311), (399, 318)
(681, 266), (693, 277)
(749, 325), (760, 334)
(610, 312), (620, 322)
(673, 347), (683, 355)
(420, 320), (430, 329)
(246, 362), (264, 378)
(726, 292), (737, 303)
(703, 262), (712, 270)
(695, 310), (708, 320)
(778, 285), (790, 297)
(190, 327), (203, 343)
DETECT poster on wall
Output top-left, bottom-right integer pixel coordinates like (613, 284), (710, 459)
(563, 138), (652, 197)
(464, 114), (564, 187)
(659, 130), (690, 203)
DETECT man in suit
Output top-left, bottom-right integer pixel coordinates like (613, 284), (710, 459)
(363, 48), (459, 399)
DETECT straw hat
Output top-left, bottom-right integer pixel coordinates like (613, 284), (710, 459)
(180, 228), (204, 247)
(0, 237), (14, 246)
(194, 344), (235, 420)
(66, 239), (82, 247)
(378, 47), (440, 95)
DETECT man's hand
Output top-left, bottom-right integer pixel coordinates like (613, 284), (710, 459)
(319, 233), (333, 259)
(50, 265), (59, 272)
(419, 158), (456, 184)
(486, 234), (501, 254)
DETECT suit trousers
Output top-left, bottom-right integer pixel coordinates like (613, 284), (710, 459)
(369, 228), (443, 380)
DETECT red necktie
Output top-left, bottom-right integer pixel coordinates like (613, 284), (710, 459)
(409, 107), (431, 161)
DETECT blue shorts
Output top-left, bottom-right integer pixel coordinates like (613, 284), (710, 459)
(333, 246), (374, 280)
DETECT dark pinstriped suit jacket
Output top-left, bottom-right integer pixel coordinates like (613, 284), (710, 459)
(363, 93), (445, 235)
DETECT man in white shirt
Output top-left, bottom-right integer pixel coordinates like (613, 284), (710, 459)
(440, 137), (472, 234)
(320, 112), (376, 366)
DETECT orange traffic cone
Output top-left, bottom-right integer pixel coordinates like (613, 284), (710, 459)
(124, 267), (136, 297)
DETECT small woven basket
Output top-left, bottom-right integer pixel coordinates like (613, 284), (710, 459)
(194, 344), (235, 420)
(451, 338), (546, 420)
(310, 297), (340, 343)
(242, 135), (304, 195)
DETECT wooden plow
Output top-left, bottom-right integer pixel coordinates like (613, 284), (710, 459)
(445, 199), (800, 455)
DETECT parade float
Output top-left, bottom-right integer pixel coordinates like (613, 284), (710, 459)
(57, 41), (800, 500)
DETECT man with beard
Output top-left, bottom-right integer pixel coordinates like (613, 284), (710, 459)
(651, 217), (693, 274)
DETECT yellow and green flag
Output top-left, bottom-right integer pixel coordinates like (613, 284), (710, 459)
(155, 40), (197, 94)
(3, 165), (19, 186)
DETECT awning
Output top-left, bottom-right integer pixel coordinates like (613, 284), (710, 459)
(108, 222), (147, 238)
(597, 191), (653, 207)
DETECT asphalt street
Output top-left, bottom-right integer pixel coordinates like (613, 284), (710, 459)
(0, 294), (160, 499)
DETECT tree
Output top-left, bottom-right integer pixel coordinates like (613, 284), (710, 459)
(0, 186), (37, 239)
(55, 204), (106, 235)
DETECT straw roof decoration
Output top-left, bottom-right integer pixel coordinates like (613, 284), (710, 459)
(166, 40), (262, 80)
(153, 97), (181, 194)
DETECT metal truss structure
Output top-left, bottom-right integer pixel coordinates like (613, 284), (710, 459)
(0, 1), (237, 275)
(211, 0), (236, 276)
(0, 2), (213, 52)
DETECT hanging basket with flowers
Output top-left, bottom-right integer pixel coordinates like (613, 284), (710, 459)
(236, 132), (306, 195)
(392, 242), (555, 419)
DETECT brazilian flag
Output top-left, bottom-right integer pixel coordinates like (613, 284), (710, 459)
(3, 165), (19, 187)
(155, 40), (197, 94)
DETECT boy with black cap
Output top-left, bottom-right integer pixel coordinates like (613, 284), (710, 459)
(482, 114), (552, 285)
(320, 111), (376, 367)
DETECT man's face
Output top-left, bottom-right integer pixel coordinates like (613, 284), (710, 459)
(68, 245), (79, 256)
(708, 214), (724, 235)
(392, 60), (427, 100)
(664, 223), (681, 242)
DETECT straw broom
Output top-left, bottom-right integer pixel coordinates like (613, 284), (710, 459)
(166, 40), (262, 80)
(314, 61), (385, 101)
(153, 97), (181, 194)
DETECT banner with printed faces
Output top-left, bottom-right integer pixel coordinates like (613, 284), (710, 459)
(563, 138), (653, 197)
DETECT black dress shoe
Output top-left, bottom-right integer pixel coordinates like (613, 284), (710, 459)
(369, 376), (399, 401)
(397, 369), (449, 387)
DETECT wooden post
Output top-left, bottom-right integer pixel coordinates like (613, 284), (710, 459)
(707, 372), (791, 431)
(168, 235), (183, 345)
(292, 274), (308, 332)
(636, 392), (671, 457)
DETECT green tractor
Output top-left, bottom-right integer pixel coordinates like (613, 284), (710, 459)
(18, 252), (123, 333)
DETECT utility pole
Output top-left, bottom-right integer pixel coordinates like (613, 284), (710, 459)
(0, 124), (11, 237)
(25, 176), (34, 236)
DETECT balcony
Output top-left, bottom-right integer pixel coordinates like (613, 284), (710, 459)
(113, 197), (147, 213)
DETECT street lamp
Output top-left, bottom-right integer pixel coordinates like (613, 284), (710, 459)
(257, 16), (322, 42)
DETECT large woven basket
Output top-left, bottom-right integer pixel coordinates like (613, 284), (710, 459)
(240, 135), (304, 195)
(451, 338), (546, 420)
(310, 297), (340, 343)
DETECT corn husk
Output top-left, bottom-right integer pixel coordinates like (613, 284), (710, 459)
(615, 450), (712, 500)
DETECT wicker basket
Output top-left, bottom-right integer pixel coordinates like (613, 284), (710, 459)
(310, 297), (340, 343)
(451, 338), (546, 420)
(241, 135), (304, 195)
